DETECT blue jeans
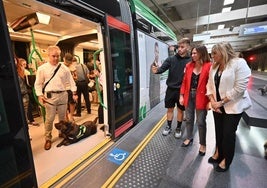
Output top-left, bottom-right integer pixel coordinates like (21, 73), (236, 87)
(185, 90), (207, 146)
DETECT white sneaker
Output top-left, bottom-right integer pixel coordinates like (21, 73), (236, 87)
(174, 128), (182, 139)
(162, 126), (172, 136)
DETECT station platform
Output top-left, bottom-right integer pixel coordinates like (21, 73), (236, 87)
(243, 71), (267, 128)
(58, 72), (267, 188)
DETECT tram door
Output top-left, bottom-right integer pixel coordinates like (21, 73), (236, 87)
(105, 15), (134, 138)
(0, 1), (37, 187)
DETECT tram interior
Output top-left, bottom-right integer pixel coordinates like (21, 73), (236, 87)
(3, 0), (107, 185)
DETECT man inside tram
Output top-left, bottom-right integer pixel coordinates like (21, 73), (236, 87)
(34, 46), (77, 150)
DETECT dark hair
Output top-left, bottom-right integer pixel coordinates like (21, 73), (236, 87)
(191, 45), (210, 64)
(64, 53), (73, 63)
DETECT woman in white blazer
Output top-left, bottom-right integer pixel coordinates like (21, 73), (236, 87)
(206, 42), (251, 172)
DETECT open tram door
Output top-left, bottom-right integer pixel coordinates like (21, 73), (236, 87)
(104, 15), (134, 139)
(0, 0), (37, 187)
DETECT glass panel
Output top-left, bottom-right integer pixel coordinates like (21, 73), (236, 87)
(0, 1), (37, 186)
(109, 27), (133, 129)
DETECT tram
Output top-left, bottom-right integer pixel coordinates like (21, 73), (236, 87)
(0, 0), (177, 186)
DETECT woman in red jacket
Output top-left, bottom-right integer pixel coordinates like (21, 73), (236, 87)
(179, 45), (212, 156)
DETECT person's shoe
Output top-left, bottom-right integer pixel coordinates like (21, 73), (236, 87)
(199, 151), (206, 156)
(162, 126), (172, 136)
(215, 165), (229, 172)
(44, 140), (52, 150)
(181, 138), (193, 147)
(208, 157), (219, 164)
(264, 142), (267, 160)
(174, 128), (182, 139)
(73, 113), (81, 117)
(199, 145), (206, 156)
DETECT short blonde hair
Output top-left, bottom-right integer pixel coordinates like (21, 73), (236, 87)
(178, 37), (191, 46)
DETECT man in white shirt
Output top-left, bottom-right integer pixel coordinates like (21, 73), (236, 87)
(35, 46), (77, 150)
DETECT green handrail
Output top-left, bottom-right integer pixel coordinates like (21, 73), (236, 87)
(93, 48), (106, 109)
(28, 28), (46, 122)
(73, 54), (80, 64)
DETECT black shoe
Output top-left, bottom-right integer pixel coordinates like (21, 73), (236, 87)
(181, 138), (193, 147)
(73, 113), (81, 117)
(215, 165), (229, 172)
(264, 142), (267, 160)
(199, 151), (206, 156)
(208, 157), (219, 164)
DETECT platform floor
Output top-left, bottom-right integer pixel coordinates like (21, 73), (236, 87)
(62, 104), (267, 188)
(61, 72), (267, 188)
(114, 112), (267, 188)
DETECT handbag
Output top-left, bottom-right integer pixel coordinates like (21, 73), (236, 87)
(42, 63), (61, 93)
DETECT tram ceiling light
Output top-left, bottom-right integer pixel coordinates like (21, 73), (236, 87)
(224, 0), (235, 6)
(34, 29), (61, 37)
(10, 12), (50, 32)
(36, 12), (51, 25)
(89, 40), (99, 44)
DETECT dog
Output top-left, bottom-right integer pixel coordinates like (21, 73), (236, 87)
(54, 117), (98, 147)
(258, 84), (267, 95)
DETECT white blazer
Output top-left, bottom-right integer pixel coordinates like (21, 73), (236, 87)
(206, 58), (252, 114)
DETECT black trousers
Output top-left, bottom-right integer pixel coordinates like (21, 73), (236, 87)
(27, 91), (35, 122)
(98, 91), (104, 124)
(76, 81), (91, 114)
(213, 108), (242, 167)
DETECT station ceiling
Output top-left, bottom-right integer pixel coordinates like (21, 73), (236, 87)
(140, 0), (267, 52)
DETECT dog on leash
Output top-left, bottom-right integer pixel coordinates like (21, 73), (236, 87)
(55, 117), (98, 147)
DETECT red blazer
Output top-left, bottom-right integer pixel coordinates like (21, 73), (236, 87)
(180, 61), (212, 109)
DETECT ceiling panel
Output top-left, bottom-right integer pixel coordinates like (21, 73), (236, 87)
(141, 0), (267, 51)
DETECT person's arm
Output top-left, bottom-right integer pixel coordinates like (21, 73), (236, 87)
(225, 59), (251, 101)
(179, 65), (188, 106)
(156, 56), (171, 74)
(34, 68), (46, 105)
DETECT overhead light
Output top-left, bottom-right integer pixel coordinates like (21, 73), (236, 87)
(193, 33), (211, 41)
(10, 12), (50, 31)
(218, 24), (225, 29)
(223, 0), (235, 6)
(34, 29), (61, 37)
(222, 7), (232, 13)
(36, 12), (50, 25)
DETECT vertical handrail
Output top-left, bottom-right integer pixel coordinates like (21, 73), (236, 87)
(28, 28), (46, 122)
(93, 48), (107, 109)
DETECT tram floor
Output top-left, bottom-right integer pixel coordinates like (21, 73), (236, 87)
(62, 101), (267, 188)
(28, 102), (106, 186)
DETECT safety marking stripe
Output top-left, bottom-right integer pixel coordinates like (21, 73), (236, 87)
(40, 138), (112, 188)
(102, 115), (167, 188)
